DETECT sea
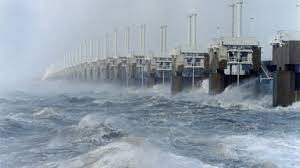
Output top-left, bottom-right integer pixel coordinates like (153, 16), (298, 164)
(0, 80), (299, 168)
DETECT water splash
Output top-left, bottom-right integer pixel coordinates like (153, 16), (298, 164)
(218, 134), (300, 167)
(58, 138), (219, 168)
(42, 64), (60, 80)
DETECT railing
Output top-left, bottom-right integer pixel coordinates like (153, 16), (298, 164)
(260, 64), (273, 81)
(156, 61), (172, 70)
(228, 56), (250, 64)
(184, 61), (204, 68)
(184, 56), (205, 68)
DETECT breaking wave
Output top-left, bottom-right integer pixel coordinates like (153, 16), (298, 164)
(218, 134), (300, 167)
(48, 114), (125, 148)
(33, 107), (64, 120)
(130, 79), (274, 111)
(134, 79), (300, 112)
(1, 81), (300, 168)
(58, 138), (218, 168)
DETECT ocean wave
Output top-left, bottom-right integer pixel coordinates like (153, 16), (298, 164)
(45, 79), (275, 112)
(48, 114), (125, 148)
(217, 134), (300, 167)
(100, 79), (273, 112)
(0, 118), (26, 137)
(64, 81), (299, 112)
(173, 79), (273, 111)
(33, 107), (65, 120)
(58, 138), (219, 168)
(274, 102), (300, 112)
(126, 79), (300, 112)
(67, 96), (96, 104)
(89, 79), (300, 113)
(1, 81), (299, 168)
(0, 117), (48, 137)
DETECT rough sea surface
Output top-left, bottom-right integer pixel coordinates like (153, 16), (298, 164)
(0, 80), (300, 168)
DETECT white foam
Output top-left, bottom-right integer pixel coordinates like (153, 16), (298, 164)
(72, 78), (300, 113)
(170, 79), (274, 111)
(274, 102), (300, 113)
(78, 114), (104, 129)
(125, 84), (171, 99)
(33, 107), (62, 119)
(58, 138), (218, 168)
(218, 134), (300, 167)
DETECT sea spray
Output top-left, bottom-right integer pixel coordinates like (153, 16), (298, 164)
(1, 81), (299, 168)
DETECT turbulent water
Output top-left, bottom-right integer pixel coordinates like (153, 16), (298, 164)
(0, 80), (300, 168)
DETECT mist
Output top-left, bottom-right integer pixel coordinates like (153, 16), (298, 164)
(0, 0), (298, 87)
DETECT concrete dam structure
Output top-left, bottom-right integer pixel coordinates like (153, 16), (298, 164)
(208, 37), (261, 94)
(171, 13), (210, 94)
(208, 0), (261, 95)
(47, 23), (170, 89)
(46, 0), (300, 107)
(271, 31), (300, 107)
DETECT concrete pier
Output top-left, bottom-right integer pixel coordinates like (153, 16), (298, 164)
(209, 72), (225, 94)
(273, 70), (295, 107)
(171, 64), (184, 94)
(47, 55), (158, 88)
(272, 31), (300, 106)
(208, 37), (261, 95)
(169, 12), (210, 94)
(145, 59), (157, 87)
(154, 56), (172, 86)
(44, 2), (300, 110)
(207, 0), (261, 95)
(171, 49), (209, 93)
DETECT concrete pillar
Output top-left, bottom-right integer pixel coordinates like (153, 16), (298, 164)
(93, 66), (98, 81)
(126, 27), (130, 54)
(109, 64), (116, 81)
(109, 66), (113, 81)
(160, 25), (168, 57)
(114, 31), (118, 57)
(113, 62), (118, 81)
(105, 34), (109, 59)
(171, 65), (184, 94)
(188, 15), (193, 49)
(97, 65), (101, 81)
(131, 63), (137, 86)
(89, 66), (93, 81)
(148, 69), (156, 88)
(141, 24), (146, 55)
(145, 62), (156, 88)
(230, 4), (235, 37)
(236, 0), (243, 37)
(192, 13), (197, 50)
(84, 67), (88, 81)
(273, 70), (295, 107)
(105, 63), (110, 80)
(117, 63), (123, 84)
(119, 65), (126, 86)
(209, 72), (225, 95)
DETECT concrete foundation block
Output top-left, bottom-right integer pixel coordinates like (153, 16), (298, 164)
(273, 71), (295, 107)
(209, 72), (225, 95)
(171, 65), (184, 94)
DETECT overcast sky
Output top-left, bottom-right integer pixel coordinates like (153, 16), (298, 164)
(0, 0), (298, 85)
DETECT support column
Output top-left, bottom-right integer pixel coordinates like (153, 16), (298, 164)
(273, 70), (295, 107)
(209, 72), (225, 95)
(171, 65), (184, 94)
(236, 0), (243, 37)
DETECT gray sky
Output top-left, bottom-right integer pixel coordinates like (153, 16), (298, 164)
(0, 0), (298, 85)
